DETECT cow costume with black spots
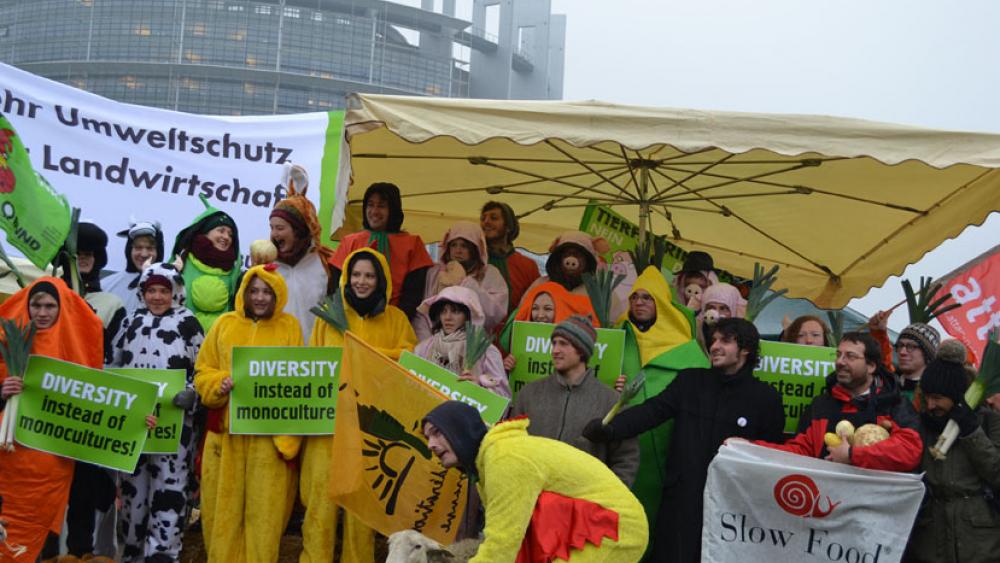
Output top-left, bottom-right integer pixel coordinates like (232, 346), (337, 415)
(109, 262), (205, 563)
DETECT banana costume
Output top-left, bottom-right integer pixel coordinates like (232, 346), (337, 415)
(301, 248), (417, 563)
(194, 264), (303, 563)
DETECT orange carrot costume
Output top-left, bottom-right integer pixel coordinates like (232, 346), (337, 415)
(0, 277), (104, 561)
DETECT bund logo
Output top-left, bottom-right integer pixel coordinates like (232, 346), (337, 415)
(773, 474), (840, 518)
(0, 128), (17, 194)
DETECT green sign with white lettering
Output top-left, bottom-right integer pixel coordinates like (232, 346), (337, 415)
(398, 351), (510, 425)
(229, 346), (342, 435)
(15, 356), (158, 472)
(108, 368), (186, 454)
(753, 341), (837, 434)
(509, 321), (625, 399)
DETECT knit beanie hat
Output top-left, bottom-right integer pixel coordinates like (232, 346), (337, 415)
(919, 339), (972, 403)
(898, 322), (940, 362)
(423, 401), (488, 477)
(551, 314), (597, 363)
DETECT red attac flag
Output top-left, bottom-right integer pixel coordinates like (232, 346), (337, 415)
(936, 245), (1000, 366)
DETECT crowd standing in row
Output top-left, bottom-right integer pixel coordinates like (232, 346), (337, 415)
(0, 180), (998, 563)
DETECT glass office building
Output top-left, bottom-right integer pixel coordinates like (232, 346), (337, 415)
(0, 0), (564, 115)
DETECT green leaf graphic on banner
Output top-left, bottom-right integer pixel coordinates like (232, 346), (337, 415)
(229, 346), (342, 435)
(509, 321), (625, 399)
(0, 114), (72, 268)
(108, 368), (186, 454)
(15, 356), (159, 472)
(753, 341), (838, 434)
(398, 351), (510, 424)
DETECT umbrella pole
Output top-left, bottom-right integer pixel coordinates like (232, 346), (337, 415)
(638, 166), (650, 249)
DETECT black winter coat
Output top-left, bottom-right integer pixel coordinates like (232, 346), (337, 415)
(608, 363), (786, 563)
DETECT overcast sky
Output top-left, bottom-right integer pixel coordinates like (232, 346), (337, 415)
(401, 0), (1000, 330)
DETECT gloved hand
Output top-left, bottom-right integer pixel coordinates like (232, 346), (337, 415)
(582, 418), (615, 443)
(949, 399), (979, 438)
(172, 388), (197, 410)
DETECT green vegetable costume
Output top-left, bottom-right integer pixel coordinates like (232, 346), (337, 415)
(170, 195), (242, 331)
(616, 267), (708, 560)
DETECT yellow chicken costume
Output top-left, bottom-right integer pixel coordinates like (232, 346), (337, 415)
(301, 248), (417, 563)
(194, 264), (304, 563)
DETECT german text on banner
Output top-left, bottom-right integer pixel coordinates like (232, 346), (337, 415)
(509, 321), (624, 398)
(107, 368), (186, 454)
(331, 332), (467, 545)
(754, 342), (837, 434)
(0, 63), (344, 269)
(0, 113), (72, 268)
(702, 442), (924, 563)
(398, 351), (509, 425)
(229, 346), (342, 435)
(936, 246), (1000, 366)
(15, 356), (159, 472)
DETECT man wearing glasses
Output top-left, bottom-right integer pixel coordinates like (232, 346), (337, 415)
(751, 332), (923, 472)
(894, 323), (941, 402)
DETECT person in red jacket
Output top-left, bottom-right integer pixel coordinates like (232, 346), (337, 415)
(480, 201), (540, 312)
(753, 331), (923, 472)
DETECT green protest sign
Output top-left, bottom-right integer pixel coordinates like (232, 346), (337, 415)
(0, 115), (72, 268)
(753, 341), (837, 434)
(509, 321), (625, 398)
(229, 346), (341, 435)
(398, 351), (510, 425)
(108, 368), (186, 454)
(14, 355), (158, 472)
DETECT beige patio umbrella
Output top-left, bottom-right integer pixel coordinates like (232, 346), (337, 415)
(331, 94), (1000, 308)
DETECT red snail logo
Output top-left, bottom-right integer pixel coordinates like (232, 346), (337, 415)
(0, 128), (17, 194)
(773, 474), (840, 518)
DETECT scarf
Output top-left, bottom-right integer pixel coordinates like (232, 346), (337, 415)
(367, 230), (391, 263)
(427, 329), (467, 374)
(190, 234), (236, 270)
(488, 248), (512, 295)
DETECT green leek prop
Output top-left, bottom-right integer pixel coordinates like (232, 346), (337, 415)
(0, 318), (36, 451)
(463, 321), (492, 373)
(930, 328), (1000, 460)
(583, 270), (625, 328)
(603, 370), (645, 425)
(310, 292), (349, 333)
(745, 263), (787, 322)
(902, 276), (960, 324)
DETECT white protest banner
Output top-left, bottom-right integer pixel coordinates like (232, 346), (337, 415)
(702, 442), (924, 563)
(0, 63), (343, 270)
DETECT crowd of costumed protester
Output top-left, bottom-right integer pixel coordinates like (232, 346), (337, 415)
(1, 178), (998, 563)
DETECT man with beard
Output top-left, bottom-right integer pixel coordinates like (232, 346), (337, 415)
(583, 318), (784, 563)
(521, 231), (625, 320)
(753, 332), (923, 471)
(329, 182), (434, 318)
(905, 340), (1000, 563)
(480, 201), (540, 311)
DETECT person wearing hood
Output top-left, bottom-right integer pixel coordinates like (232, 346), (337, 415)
(423, 401), (649, 562)
(269, 181), (333, 342)
(672, 251), (719, 310)
(905, 340), (1000, 563)
(497, 280), (600, 369)
(417, 221), (508, 340)
(103, 219), (165, 315)
(302, 248), (417, 563)
(752, 332), (923, 472)
(328, 182), (434, 319)
(480, 201), (540, 311)
(194, 264), (302, 563)
(0, 278), (104, 562)
(171, 195), (243, 332)
(583, 318), (784, 563)
(521, 231), (625, 321)
(109, 262), (204, 563)
(693, 282), (746, 356)
(613, 266), (708, 556)
(415, 286), (510, 397)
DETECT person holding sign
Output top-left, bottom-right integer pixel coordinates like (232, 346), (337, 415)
(0, 278), (104, 562)
(303, 247), (416, 563)
(498, 281), (599, 370)
(415, 286), (510, 399)
(419, 221), (508, 339)
(613, 266), (708, 557)
(109, 262), (204, 563)
(170, 195), (243, 332)
(511, 315), (638, 485)
(194, 264), (302, 563)
(422, 401), (649, 562)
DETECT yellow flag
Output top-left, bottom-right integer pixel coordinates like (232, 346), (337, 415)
(331, 332), (468, 544)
